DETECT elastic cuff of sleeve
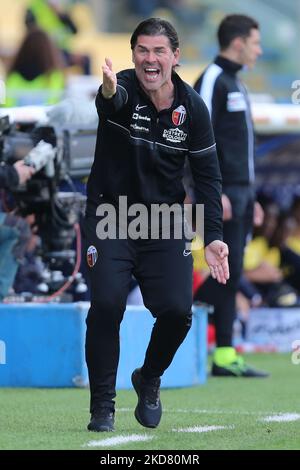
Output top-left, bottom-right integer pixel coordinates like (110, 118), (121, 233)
(204, 233), (223, 247)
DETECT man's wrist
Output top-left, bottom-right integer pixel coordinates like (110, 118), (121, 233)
(101, 90), (116, 99)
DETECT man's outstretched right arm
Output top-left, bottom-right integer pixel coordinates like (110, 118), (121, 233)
(96, 58), (128, 115)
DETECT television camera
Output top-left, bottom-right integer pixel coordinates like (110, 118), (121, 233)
(0, 114), (97, 299)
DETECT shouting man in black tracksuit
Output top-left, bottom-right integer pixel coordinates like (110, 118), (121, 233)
(194, 14), (268, 378)
(83, 18), (229, 432)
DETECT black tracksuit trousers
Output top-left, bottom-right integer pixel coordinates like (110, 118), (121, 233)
(195, 185), (254, 347)
(82, 216), (193, 413)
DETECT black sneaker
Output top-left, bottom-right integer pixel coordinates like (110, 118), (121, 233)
(131, 368), (162, 428)
(211, 357), (270, 378)
(87, 408), (115, 432)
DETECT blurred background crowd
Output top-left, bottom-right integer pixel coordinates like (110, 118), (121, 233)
(1, 0), (300, 101)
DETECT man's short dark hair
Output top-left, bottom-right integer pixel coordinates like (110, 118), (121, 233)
(217, 14), (259, 50)
(130, 17), (179, 52)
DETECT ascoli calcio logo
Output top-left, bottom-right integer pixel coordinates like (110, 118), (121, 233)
(87, 245), (98, 268)
(172, 105), (186, 126)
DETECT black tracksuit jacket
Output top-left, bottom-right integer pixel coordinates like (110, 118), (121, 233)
(194, 56), (255, 186)
(86, 69), (223, 245)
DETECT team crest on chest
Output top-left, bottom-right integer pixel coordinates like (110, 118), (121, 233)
(172, 105), (186, 126)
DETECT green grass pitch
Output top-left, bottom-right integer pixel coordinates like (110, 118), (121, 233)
(0, 354), (299, 450)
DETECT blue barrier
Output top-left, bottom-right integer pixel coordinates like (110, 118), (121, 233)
(0, 303), (207, 388)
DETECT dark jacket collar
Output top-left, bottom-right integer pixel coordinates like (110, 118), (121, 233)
(214, 55), (243, 74)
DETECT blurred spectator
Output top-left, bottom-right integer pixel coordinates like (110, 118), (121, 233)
(276, 210), (300, 296)
(5, 28), (65, 107)
(243, 199), (300, 307)
(286, 196), (300, 254)
(238, 274), (263, 308)
(25, 0), (91, 75)
(13, 228), (44, 296)
(0, 160), (35, 301)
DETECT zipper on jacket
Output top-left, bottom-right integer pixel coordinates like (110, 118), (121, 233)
(153, 116), (159, 150)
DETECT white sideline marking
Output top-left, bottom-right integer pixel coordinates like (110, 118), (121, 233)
(87, 407), (300, 420)
(261, 413), (300, 423)
(116, 408), (265, 416)
(166, 408), (264, 416)
(84, 407), (133, 412)
(84, 434), (153, 448)
(173, 425), (234, 433)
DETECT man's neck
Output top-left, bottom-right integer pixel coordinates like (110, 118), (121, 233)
(219, 50), (242, 66)
(143, 81), (175, 112)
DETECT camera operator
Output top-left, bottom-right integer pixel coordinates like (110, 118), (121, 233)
(0, 160), (35, 186)
(0, 160), (35, 301)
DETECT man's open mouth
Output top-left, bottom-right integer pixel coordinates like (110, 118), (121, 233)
(144, 67), (160, 79)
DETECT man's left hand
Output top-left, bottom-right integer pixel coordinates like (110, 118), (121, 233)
(204, 240), (230, 284)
